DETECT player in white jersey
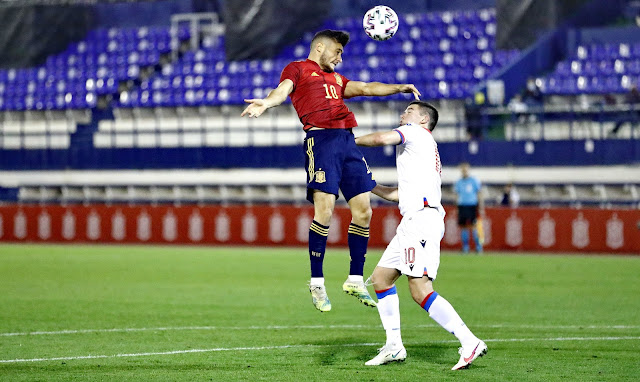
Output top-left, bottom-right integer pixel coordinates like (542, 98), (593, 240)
(355, 101), (487, 370)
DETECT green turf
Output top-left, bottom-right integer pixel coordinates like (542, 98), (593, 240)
(1, 244), (639, 381)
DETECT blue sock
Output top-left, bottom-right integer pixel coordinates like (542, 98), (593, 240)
(461, 229), (470, 252)
(472, 228), (482, 252)
(376, 285), (398, 300)
(347, 223), (369, 276)
(309, 220), (329, 277)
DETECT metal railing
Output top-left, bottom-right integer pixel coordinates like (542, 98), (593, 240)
(480, 102), (640, 141)
(170, 12), (224, 58)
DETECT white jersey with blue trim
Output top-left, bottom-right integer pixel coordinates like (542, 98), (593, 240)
(393, 123), (444, 217)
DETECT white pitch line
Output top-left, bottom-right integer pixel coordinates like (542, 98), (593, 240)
(0, 344), (329, 364)
(2, 337), (640, 364)
(485, 336), (640, 342)
(2, 324), (639, 337)
(0, 325), (370, 337)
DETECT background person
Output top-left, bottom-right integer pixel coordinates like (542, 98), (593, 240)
(454, 162), (484, 253)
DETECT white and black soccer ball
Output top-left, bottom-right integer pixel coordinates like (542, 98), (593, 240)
(363, 5), (399, 41)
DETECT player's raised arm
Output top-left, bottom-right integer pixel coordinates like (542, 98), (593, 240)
(355, 130), (402, 147)
(344, 81), (421, 100)
(241, 79), (294, 118)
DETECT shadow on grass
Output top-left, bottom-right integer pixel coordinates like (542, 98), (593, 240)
(307, 336), (454, 368)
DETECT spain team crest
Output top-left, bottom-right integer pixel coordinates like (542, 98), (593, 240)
(334, 73), (343, 86)
(314, 170), (326, 183)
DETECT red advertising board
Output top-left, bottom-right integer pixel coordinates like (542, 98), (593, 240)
(0, 204), (638, 253)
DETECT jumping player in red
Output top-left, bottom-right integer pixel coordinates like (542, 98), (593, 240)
(241, 29), (420, 312)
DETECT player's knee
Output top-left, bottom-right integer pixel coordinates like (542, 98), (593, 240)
(313, 205), (334, 224)
(313, 207), (333, 225)
(370, 274), (393, 291)
(352, 205), (372, 225)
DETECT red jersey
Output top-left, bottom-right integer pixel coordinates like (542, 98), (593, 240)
(280, 59), (358, 131)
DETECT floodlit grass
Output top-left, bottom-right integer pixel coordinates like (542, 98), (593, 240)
(1, 244), (639, 381)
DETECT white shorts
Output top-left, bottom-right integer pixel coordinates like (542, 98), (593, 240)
(377, 208), (444, 279)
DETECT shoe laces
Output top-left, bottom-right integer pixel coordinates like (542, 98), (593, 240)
(364, 276), (374, 287)
(373, 345), (389, 355)
(308, 282), (323, 290)
(309, 284), (327, 297)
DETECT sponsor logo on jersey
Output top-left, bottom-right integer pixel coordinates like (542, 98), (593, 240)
(315, 170), (326, 183)
(311, 72), (320, 76)
(409, 264), (414, 271)
(420, 239), (426, 247)
(334, 73), (343, 86)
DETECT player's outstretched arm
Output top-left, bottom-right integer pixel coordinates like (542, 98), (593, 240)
(372, 184), (399, 202)
(344, 81), (421, 100)
(355, 130), (402, 147)
(241, 79), (294, 118)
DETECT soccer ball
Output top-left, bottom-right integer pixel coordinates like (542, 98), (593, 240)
(363, 5), (399, 41)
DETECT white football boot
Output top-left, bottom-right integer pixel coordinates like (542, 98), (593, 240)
(451, 340), (487, 370)
(309, 284), (331, 312)
(365, 344), (407, 366)
(342, 279), (377, 307)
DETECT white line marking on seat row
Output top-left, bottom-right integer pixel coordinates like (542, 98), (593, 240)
(2, 337), (639, 364)
(2, 324), (639, 337)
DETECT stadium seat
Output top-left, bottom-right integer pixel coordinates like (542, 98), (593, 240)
(0, 7), (532, 160)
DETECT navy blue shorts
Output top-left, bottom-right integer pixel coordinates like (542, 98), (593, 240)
(457, 205), (478, 226)
(303, 129), (377, 203)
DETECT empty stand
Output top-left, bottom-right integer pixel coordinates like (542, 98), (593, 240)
(2, 7), (638, 175)
(0, 8), (519, 154)
(0, 25), (193, 113)
(543, 42), (640, 95)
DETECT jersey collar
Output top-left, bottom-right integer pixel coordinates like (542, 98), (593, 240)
(403, 122), (432, 133)
(306, 59), (323, 71)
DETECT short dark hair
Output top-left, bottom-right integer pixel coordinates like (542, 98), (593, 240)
(311, 29), (350, 48)
(409, 101), (439, 131)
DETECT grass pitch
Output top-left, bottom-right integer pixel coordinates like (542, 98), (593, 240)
(1, 244), (639, 381)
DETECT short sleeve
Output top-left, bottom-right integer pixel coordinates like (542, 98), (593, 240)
(393, 128), (406, 144)
(395, 124), (417, 145)
(337, 73), (350, 97)
(280, 62), (301, 90)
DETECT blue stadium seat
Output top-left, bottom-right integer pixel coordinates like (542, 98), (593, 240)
(627, 59), (640, 75)
(596, 60), (614, 76)
(0, 9), (519, 110)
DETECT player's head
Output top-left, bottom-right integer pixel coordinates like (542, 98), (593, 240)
(400, 101), (439, 131)
(309, 29), (350, 73)
(460, 162), (470, 177)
